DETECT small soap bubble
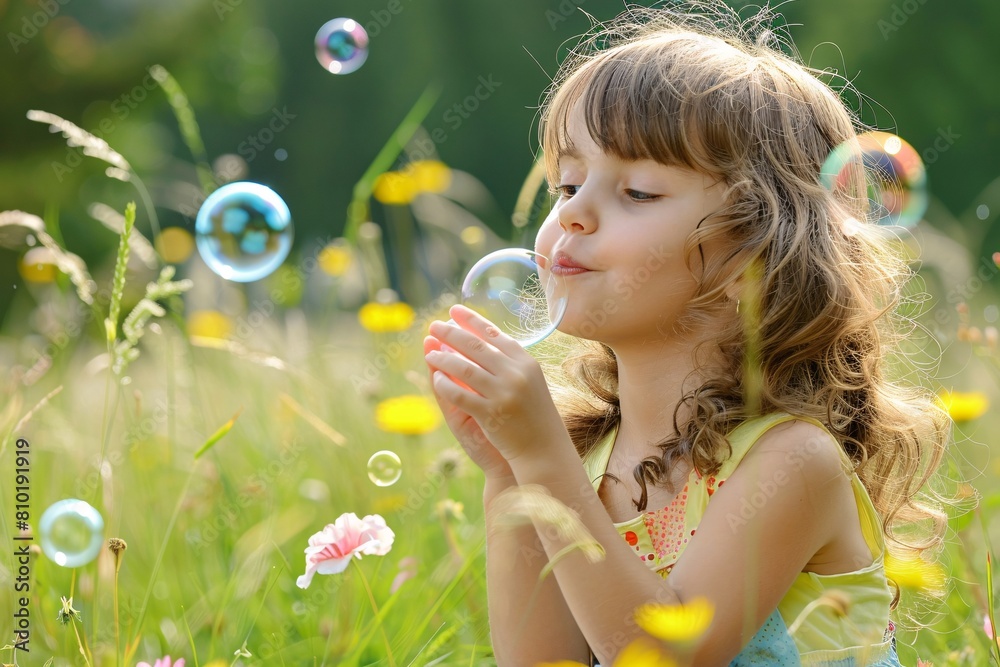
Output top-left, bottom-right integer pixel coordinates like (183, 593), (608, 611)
(195, 181), (293, 282)
(985, 305), (998, 323)
(461, 249), (568, 347)
(977, 205), (990, 221)
(820, 131), (928, 228)
(314, 18), (369, 75)
(274, 148), (288, 161)
(367, 450), (402, 487)
(39, 499), (105, 568)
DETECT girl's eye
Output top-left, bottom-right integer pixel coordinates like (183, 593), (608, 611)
(626, 189), (658, 202)
(555, 184), (579, 198)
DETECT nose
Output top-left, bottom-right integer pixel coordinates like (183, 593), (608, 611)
(556, 188), (597, 235)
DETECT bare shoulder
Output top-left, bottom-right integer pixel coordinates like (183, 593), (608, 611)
(740, 418), (852, 498)
(745, 418), (846, 467)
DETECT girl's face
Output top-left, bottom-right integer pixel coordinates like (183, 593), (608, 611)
(535, 109), (729, 345)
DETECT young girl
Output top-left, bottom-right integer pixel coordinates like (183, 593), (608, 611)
(423, 2), (950, 665)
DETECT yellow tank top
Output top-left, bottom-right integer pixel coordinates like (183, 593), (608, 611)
(581, 412), (897, 663)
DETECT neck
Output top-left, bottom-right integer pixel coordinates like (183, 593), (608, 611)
(609, 335), (724, 454)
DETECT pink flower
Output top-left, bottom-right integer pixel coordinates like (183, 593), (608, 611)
(137, 657), (184, 667)
(988, 614), (995, 639)
(295, 512), (395, 589)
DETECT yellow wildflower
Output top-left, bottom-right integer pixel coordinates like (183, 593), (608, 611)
(937, 390), (988, 422)
(19, 247), (57, 283)
(156, 227), (194, 264)
(187, 311), (233, 340)
(884, 551), (946, 592)
(359, 301), (416, 333)
(407, 160), (452, 193)
(375, 395), (440, 435)
(318, 242), (352, 277)
(612, 638), (678, 667)
(373, 171), (418, 205)
(634, 597), (714, 648)
(203, 661), (229, 667)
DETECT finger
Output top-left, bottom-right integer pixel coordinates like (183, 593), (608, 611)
(425, 347), (493, 395)
(431, 370), (487, 417)
(448, 304), (521, 355)
(428, 318), (505, 375)
(424, 335), (476, 393)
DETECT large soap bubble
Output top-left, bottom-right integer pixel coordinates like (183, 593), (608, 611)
(195, 181), (293, 282)
(460, 249), (567, 347)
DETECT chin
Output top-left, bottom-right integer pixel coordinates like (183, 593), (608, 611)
(554, 309), (606, 341)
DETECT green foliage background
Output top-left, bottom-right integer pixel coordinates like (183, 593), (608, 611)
(1, 0), (998, 319)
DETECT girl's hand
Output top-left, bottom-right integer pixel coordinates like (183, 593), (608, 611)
(423, 325), (512, 481)
(424, 304), (569, 467)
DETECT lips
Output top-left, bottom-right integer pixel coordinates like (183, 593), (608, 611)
(551, 250), (591, 274)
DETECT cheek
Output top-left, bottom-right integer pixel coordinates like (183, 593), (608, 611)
(534, 215), (560, 258)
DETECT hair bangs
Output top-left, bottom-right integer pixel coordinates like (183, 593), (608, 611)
(542, 42), (707, 185)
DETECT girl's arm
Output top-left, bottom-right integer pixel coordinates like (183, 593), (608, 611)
(422, 324), (589, 662)
(506, 419), (849, 666)
(425, 307), (850, 664)
(484, 474), (591, 664)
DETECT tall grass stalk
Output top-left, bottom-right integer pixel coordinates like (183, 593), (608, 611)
(149, 64), (217, 196)
(351, 560), (397, 667)
(344, 83), (442, 245)
(106, 202), (136, 343)
(124, 469), (198, 666)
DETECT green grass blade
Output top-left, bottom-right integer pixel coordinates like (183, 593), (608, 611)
(149, 64), (217, 195)
(193, 407), (243, 459)
(343, 82), (442, 245)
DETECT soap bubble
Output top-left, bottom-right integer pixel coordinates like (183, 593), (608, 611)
(820, 131), (928, 228)
(39, 499), (104, 568)
(315, 18), (369, 75)
(195, 181), (293, 282)
(461, 249), (567, 347)
(367, 450), (402, 487)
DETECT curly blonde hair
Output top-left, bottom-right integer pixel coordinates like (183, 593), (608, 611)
(536, 2), (951, 561)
